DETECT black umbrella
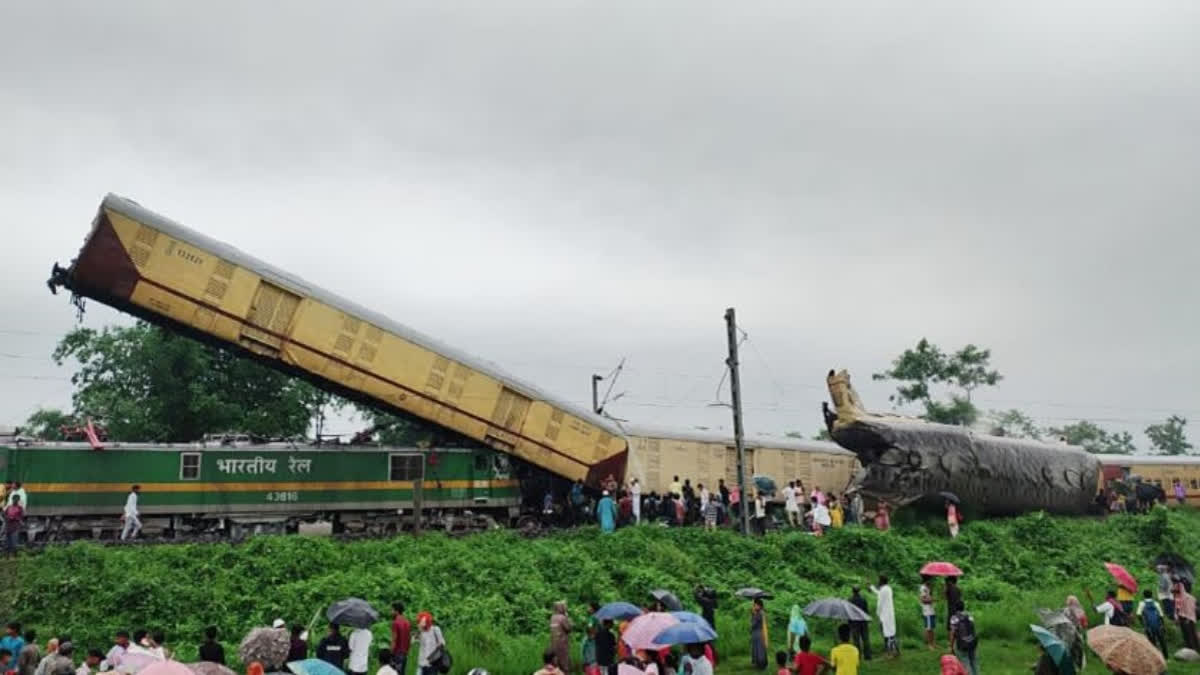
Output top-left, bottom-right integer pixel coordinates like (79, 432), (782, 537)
(326, 598), (380, 629)
(802, 598), (871, 622)
(1155, 553), (1195, 591)
(735, 588), (774, 600)
(649, 589), (684, 611)
(939, 491), (960, 505)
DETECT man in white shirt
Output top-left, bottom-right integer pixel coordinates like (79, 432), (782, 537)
(630, 479), (641, 524)
(783, 482), (800, 527)
(121, 486), (141, 541)
(347, 626), (372, 675)
(9, 483), (27, 511)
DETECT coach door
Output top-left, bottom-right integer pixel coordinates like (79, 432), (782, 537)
(240, 281), (301, 359)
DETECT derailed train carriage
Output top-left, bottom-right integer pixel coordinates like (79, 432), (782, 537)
(824, 369), (1102, 515)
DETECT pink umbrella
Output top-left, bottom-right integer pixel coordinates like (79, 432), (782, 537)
(115, 652), (161, 673)
(921, 562), (964, 577)
(138, 662), (195, 675)
(1105, 562), (1138, 591)
(621, 612), (680, 651)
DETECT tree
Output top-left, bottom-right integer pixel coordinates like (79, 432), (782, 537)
(355, 405), (444, 446)
(20, 408), (75, 440)
(1145, 415), (1193, 455)
(872, 339), (1003, 426)
(1047, 420), (1136, 454)
(52, 323), (339, 441)
(987, 409), (1042, 440)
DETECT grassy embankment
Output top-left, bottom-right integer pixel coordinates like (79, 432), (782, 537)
(5, 507), (1200, 674)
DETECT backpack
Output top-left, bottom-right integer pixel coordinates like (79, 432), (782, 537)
(1142, 600), (1163, 632)
(954, 612), (977, 647)
(1108, 600), (1129, 627)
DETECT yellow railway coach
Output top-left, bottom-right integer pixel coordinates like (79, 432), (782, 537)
(49, 195), (628, 486)
(1094, 454), (1200, 505)
(622, 424), (861, 500)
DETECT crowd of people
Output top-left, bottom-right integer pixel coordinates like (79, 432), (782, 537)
(554, 475), (895, 536)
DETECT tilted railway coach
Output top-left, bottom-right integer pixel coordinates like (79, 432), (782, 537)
(0, 440), (520, 541)
(48, 194), (627, 489)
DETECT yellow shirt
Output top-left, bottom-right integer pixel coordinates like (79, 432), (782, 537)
(1117, 587), (1134, 603)
(830, 644), (859, 675)
(831, 504), (844, 528)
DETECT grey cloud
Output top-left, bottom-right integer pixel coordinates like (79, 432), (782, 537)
(2, 1), (1199, 446)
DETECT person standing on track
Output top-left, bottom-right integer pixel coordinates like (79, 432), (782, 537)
(3, 496), (23, 557)
(121, 485), (141, 541)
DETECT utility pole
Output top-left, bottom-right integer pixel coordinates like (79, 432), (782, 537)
(725, 307), (750, 535)
(592, 374), (604, 414)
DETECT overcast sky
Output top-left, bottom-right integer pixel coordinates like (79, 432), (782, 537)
(3, 2), (1199, 448)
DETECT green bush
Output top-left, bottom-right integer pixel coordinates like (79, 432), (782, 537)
(4, 506), (1200, 674)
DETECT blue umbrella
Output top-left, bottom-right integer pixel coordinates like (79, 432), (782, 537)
(594, 602), (644, 621)
(1030, 625), (1071, 671)
(287, 660), (345, 675)
(669, 611), (713, 629)
(652, 621), (718, 646)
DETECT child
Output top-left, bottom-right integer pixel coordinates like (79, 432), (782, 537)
(581, 622), (596, 673)
(775, 651), (790, 675)
(792, 636), (829, 675)
(1137, 589), (1168, 658)
(829, 624), (860, 675)
(534, 649), (564, 675)
(920, 575), (938, 649)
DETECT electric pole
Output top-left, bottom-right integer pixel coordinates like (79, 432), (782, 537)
(725, 307), (750, 535)
(592, 374), (603, 414)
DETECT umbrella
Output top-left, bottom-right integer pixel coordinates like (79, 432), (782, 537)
(287, 660), (345, 675)
(621, 612), (680, 651)
(187, 664), (236, 675)
(669, 611), (713, 629)
(735, 587), (774, 600)
(1104, 562), (1138, 591)
(1155, 552), (1195, 590)
(139, 663), (195, 675)
(939, 491), (960, 504)
(1035, 609), (1079, 645)
(802, 598), (871, 622)
(238, 627), (290, 668)
(920, 562), (964, 577)
(652, 621), (718, 646)
(1030, 625), (1069, 668)
(1087, 625), (1166, 675)
(649, 590), (683, 611)
(594, 602), (644, 621)
(327, 597), (380, 629)
(116, 653), (160, 673)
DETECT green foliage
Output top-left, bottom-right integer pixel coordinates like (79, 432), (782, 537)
(51, 323), (342, 442)
(354, 405), (439, 446)
(11, 509), (1200, 675)
(873, 340), (1002, 426)
(1146, 415), (1193, 455)
(20, 408), (75, 440)
(986, 409), (1042, 440)
(1048, 420), (1137, 454)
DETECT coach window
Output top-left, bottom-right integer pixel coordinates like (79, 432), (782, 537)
(180, 452), (201, 480)
(389, 454), (424, 481)
(1192, 479), (1199, 489)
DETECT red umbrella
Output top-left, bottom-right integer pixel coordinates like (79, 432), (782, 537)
(920, 561), (964, 577)
(1105, 562), (1138, 591)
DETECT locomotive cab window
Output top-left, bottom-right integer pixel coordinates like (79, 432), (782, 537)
(474, 454), (490, 473)
(180, 452), (201, 480)
(389, 454), (424, 481)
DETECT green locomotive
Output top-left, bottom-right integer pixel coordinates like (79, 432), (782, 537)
(0, 439), (521, 541)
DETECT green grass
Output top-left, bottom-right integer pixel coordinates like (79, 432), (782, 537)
(4, 506), (1199, 674)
